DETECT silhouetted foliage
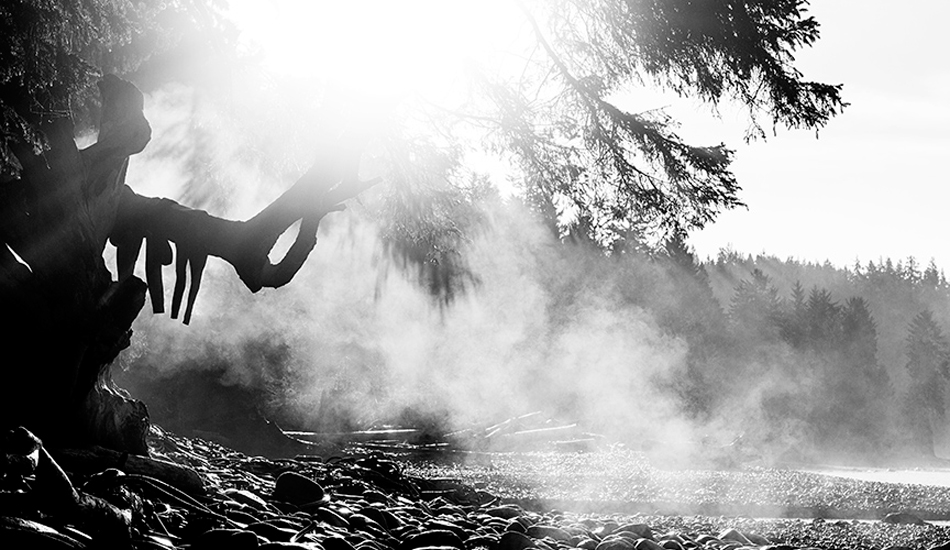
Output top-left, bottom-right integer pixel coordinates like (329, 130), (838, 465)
(804, 286), (840, 352)
(441, 0), (846, 247)
(777, 280), (808, 348)
(0, 0), (235, 178)
(0, 0), (861, 458)
(903, 310), (950, 454)
(840, 296), (880, 374)
(694, 251), (950, 460)
(728, 269), (782, 342)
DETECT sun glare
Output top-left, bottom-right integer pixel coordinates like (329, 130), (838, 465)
(227, 0), (524, 104)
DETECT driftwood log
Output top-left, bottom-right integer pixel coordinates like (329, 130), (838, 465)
(0, 75), (376, 454)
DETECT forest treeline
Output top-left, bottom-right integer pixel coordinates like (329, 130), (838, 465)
(602, 232), (950, 463)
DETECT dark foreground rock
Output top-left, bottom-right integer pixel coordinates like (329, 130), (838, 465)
(4, 426), (950, 550)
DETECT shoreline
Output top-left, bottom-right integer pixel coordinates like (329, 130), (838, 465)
(400, 448), (950, 522)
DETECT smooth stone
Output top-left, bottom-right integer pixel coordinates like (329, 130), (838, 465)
(399, 529), (466, 550)
(497, 530), (538, 550)
(468, 535), (500, 547)
(274, 472), (327, 506)
(634, 540), (664, 550)
(426, 519), (468, 539)
(717, 529), (751, 546)
(314, 508), (350, 528)
(526, 525), (572, 542)
(192, 528), (262, 549)
(246, 522), (297, 542)
(485, 506), (525, 520)
(321, 536), (358, 550)
(362, 490), (393, 505)
(744, 533), (771, 546)
(348, 514), (387, 535)
(357, 508), (389, 529)
(505, 521), (527, 534)
(617, 524), (653, 541)
(594, 538), (636, 550)
(882, 512), (928, 526)
(592, 523), (619, 538)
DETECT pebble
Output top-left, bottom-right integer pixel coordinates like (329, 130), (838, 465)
(7, 429), (950, 550)
(504, 530), (540, 549)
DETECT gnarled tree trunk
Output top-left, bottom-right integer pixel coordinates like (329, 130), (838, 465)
(0, 76), (374, 453)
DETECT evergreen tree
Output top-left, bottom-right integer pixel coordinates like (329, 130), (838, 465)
(841, 297), (880, 371)
(831, 296), (890, 446)
(903, 310), (950, 455)
(922, 259), (948, 290)
(903, 256), (921, 285)
(0, 0), (848, 451)
(804, 286), (840, 352)
(729, 269), (782, 341)
(656, 231), (729, 416)
(778, 280), (808, 348)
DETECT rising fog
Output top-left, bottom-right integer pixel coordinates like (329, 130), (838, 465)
(111, 80), (950, 468)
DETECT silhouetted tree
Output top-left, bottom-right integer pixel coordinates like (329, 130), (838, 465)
(466, 0), (846, 247)
(822, 296), (890, 449)
(700, 251), (950, 459)
(841, 297), (880, 371)
(777, 280), (808, 348)
(1, 0), (846, 453)
(0, 2), (377, 452)
(903, 310), (950, 456)
(729, 269), (782, 342)
(804, 287), (840, 352)
(655, 231), (729, 416)
(923, 260), (947, 290)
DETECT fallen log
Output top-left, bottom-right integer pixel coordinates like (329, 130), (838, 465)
(52, 446), (204, 496)
(285, 429), (422, 444)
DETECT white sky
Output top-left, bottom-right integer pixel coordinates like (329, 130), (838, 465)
(226, 0), (950, 271)
(687, 0), (950, 270)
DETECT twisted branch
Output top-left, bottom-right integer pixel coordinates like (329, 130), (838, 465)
(98, 76), (378, 324)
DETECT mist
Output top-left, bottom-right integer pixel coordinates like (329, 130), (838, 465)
(116, 180), (707, 443)
(108, 79), (950, 469)
(111, 80), (705, 448)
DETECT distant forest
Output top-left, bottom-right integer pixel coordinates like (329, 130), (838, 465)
(123, 199), (950, 465)
(619, 234), (950, 463)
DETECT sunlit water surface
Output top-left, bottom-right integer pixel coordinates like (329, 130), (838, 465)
(804, 466), (950, 488)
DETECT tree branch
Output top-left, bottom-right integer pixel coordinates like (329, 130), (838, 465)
(112, 152), (378, 324)
(95, 75), (379, 324)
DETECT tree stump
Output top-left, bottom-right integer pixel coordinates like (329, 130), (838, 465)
(0, 75), (375, 453)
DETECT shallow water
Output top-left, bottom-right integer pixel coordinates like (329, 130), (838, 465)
(803, 466), (950, 488)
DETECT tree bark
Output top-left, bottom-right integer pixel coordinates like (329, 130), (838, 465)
(0, 75), (374, 453)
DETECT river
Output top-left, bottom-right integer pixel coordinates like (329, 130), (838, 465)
(803, 465), (950, 488)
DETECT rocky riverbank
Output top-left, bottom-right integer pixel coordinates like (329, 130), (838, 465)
(4, 427), (950, 549)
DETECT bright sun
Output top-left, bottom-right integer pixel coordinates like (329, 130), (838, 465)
(227, 0), (525, 104)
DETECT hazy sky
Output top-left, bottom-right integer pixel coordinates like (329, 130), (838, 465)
(687, 1), (950, 270)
